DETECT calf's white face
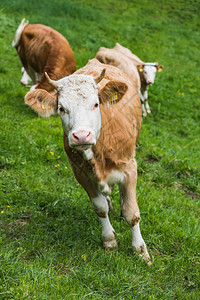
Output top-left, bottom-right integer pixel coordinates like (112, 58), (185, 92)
(143, 63), (157, 85)
(56, 75), (101, 155)
(24, 68), (128, 160)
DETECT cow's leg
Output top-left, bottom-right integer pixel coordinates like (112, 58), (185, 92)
(66, 149), (116, 249)
(139, 92), (147, 117)
(91, 194), (117, 249)
(145, 100), (151, 114)
(119, 159), (151, 264)
(143, 90), (151, 114)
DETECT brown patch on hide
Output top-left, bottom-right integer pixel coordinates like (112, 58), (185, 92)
(130, 215), (140, 227)
(93, 208), (107, 218)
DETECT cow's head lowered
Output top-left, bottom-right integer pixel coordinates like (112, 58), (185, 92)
(137, 63), (164, 85)
(25, 69), (128, 160)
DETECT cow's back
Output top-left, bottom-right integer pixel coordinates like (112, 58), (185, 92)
(18, 24), (76, 80)
(114, 43), (144, 65)
(96, 48), (141, 93)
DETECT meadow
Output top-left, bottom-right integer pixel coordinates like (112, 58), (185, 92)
(0, 0), (199, 299)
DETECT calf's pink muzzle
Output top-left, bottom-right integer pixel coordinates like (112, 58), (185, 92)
(147, 80), (153, 85)
(71, 130), (93, 145)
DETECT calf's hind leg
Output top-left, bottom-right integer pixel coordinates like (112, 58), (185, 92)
(119, 159), (151, 264)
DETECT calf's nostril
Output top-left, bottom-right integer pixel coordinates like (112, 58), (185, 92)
(87, 132), (92, 138)
(72, 133), (79, 141)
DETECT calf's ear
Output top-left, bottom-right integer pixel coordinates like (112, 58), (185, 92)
(99, 81), (128, 106)
(157, 65), (164, 72)
(25, 89), (58, 117)
(137, 64), (144, 72)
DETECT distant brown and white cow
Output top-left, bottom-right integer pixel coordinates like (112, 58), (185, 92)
(25, 58), (151, 264)
(12, 18), (76, 92)
(96, 43), (163, 117)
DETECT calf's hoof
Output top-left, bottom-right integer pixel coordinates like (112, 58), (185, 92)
(103, 233), (117, 249)
(133, 244), (152, 265)
(142, 111), (147, 117)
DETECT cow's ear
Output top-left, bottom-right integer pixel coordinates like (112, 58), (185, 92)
(25, 89), (58, 117)
(137, 64), (144, 73)
(157, 65), (164, 72)
(99, 81), (128, 106)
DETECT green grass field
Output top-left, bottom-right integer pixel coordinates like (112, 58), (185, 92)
(0, 0), (200, 299)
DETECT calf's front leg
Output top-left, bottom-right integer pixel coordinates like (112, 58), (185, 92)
(143, 90), (151, 114)
(91, 194), (117, 249)
(67, 153), (116, 250)
(139, 91), (147, 117)
(145, 100), (151, 114)
(140, 89), (151, 116)
(119, 159), (151, 264)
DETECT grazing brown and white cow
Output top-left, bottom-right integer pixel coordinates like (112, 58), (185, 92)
(25, 58), (151, 264)
(12, 18), (76, 92)
(96, 43), (163, 117)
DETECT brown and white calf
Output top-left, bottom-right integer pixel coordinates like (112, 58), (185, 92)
(25, 58), (151, 264)
(12, 18), (76, 92)
(96, 43), (163, 117)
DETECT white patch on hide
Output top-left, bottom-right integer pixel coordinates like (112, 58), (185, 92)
(99, 170), (125, 195)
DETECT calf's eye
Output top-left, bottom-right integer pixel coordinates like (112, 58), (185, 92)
(93, 103), (99, 110)
(58, 105), (65, 113)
